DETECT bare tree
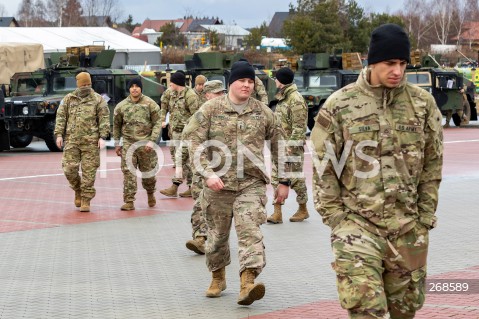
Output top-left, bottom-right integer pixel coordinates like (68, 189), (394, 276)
(81, 0), (122, 25)
(0, 4), (7, 16)
(454, 0), (468, 45)
(400, 0), (434, 49)
(464, 0), (479, 21)
(432, 0), (456, 44)
(18, 0), (34, 27)
(47, 0), (67, 26)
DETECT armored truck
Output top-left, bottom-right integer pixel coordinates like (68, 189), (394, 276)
(295, 53), (362, 130)
(2, 46), (166, 151)
(184, 52), (277, 106)
(406, 54), (477, 127)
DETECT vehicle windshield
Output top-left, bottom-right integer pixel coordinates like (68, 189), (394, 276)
(294, 74), (304, 89)
(13, 77), (47, 96)
(52, 75), (77, 92)
(406, 72), (431, 86)
(207, 75), (226, 86)
(308, 73), (337, 88)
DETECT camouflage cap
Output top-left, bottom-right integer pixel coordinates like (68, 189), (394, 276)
(203, 80), (226, 94)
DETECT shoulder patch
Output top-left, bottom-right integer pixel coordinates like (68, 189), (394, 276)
(316, 112), (331, 129)
(195, 111), (205, 124)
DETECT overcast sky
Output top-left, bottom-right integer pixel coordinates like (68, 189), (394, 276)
(3, 0), (404, 28)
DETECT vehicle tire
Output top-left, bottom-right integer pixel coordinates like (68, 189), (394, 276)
(9, 133), (33, 148)
(44, 119), (62, 152)
(452, 100), (471, 126)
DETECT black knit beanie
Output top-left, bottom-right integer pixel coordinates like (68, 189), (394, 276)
(170, 71), (186, 86)
(229, 61), (255, 85)
(367, 23), (410, 65)
(127, 77), (143, 91)
(275, 67), (294, 85)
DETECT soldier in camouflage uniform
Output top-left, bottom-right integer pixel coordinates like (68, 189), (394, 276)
(54, 72), (110, 212)
(159, 71), (200, 197)
(266, 67), (309, 224)
(254, 76), (268, 104)
(185, 80), (227, 255)
(113, 77), (162, 211)
(311, 24), (443, 319)
(160, 87), (177, 166)
(184, 61), (289, 305)
(194, 75), (208, 105)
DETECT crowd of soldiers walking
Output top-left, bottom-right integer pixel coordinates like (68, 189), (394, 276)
(53, 23), (444, 319)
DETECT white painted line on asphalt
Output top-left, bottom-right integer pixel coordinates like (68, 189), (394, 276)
(425, 303), (479, 310)
(0, 168), (121, 181)
(444, 139), (479, 144)
(0, 164), (176, 182)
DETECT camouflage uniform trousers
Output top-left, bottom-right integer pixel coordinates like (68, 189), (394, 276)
(331, 219), (429, 319)
(271, 151), (308, 204)
(168, 125), (175, 165)
(201, 180), (268, 275)
(190, 173), (207, 238)
(62, 142), (100, 200)
(121, 142), (158, 203)
(169, 130), (192, 185)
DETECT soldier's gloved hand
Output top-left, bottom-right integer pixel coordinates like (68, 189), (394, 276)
(144, 141), (155, 152)
(206, 175), (224, 192)
(115, 146), (122, 156)
(56, 136), (63, 149)
(98, 138), (105, 149)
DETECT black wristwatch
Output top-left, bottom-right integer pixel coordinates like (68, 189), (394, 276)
(279, 180), (291, 187)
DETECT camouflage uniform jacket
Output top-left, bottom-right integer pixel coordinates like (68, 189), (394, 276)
(195, 88), (208, 105)
(184, 95), (287, 191)
(113, 94), (162, 145)
(311, 68), (443, 237)
(160, 87), (199, 132)
(274, 83), (308, 147)
(54, 88), (110, 144)
(254, 76), (268, 104)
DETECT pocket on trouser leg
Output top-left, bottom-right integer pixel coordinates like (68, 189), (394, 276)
(387, 265), (427, 319)
(332, 260), (388, 316)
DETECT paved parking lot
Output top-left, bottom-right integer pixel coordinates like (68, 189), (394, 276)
(0, 126), (479, 318)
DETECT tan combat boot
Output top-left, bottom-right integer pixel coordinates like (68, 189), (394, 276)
(205, 267), (227, 298)
(147, 192), (156, 207)
(237, 269), (265, 305)
(289, 203), (310, 222)
(267, 204), (283, 224)
(159, 184), (178, 197)
(121, 202), (135, 211)
(79, 198), (90, 212)
(74, 191), (81, 207)
(186, 236), (206, 255)
(179, 187), (192, 198)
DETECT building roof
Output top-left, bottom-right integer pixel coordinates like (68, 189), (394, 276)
(0, 17), (19, 27)
(268, 12), (290, 37)
(454, 21), (479, 42)
(0, 27), (161, 53)
(200, 25), (250, 36)
(187, 18), (221, 32)
(135, 19), (193, 35)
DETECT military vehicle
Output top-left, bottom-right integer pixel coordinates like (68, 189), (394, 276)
(0, 87), (9, 151)
(406, 53), (477, 127)
(295, 53), (362, 130)
(184, 52), (277, 106)
(2, 45), (166, 151)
